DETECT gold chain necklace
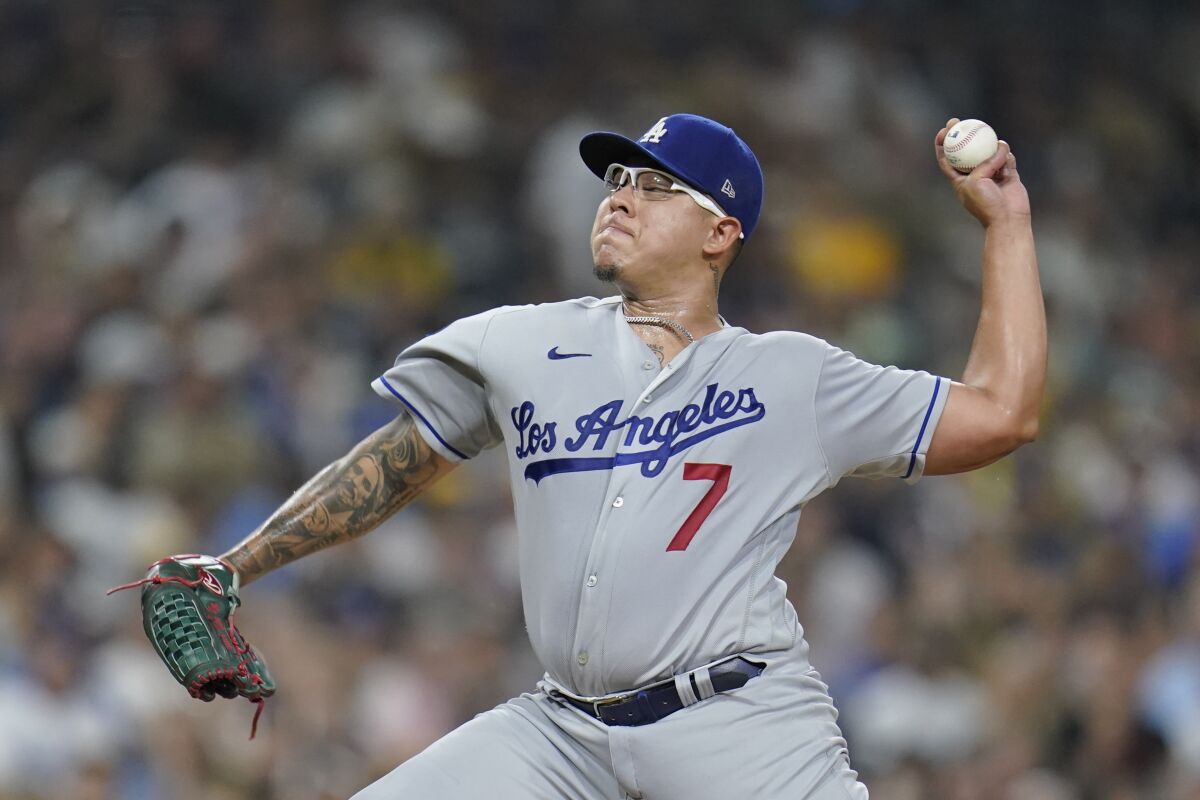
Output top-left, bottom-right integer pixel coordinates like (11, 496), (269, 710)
(622, 308), (695, 343)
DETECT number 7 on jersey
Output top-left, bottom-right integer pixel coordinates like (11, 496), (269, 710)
(667, 463), (732, 552)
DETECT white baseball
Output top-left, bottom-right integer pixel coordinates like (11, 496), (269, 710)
(942, 119), (998, 173)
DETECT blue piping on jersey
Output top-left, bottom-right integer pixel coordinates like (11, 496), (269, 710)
(524, 408), (764, 483)
(903, 377), (942, 479)
(378, 376), (469, 460)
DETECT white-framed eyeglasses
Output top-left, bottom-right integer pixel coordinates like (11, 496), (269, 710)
(604, 164), (740, 237)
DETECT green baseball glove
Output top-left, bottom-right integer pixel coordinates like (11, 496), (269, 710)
(109, 554), (275, 737)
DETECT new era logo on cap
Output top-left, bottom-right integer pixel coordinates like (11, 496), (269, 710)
(579, 113), (765, 239)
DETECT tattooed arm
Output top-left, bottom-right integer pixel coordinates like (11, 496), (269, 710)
(221, 409), (457, 586)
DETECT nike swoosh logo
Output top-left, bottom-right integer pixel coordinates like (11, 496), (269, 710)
(547, 347), (592, 360)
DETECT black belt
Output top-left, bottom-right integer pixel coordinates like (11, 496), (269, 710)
(550, 656), (765, 727)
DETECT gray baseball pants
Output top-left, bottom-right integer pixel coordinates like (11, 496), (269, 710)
(350, 650), (869, 800)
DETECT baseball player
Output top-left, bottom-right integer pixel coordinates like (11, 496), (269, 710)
(129, 113), (1044, 798)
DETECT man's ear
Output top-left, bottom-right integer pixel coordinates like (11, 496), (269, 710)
(702, 217), (743, 263)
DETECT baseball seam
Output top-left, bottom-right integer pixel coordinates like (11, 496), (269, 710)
(944, 124), (985, 154)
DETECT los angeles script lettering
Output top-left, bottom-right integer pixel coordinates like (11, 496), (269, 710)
(511, 383), (765, 478)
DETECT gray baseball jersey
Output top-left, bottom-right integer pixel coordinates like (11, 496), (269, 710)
(372, 295), (947, 698)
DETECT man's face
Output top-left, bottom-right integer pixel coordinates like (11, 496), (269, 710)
(590, 166), (718, 284)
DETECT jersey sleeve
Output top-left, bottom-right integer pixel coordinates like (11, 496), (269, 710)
(371, 309), (506, 462)
(812, 343), (949, 484)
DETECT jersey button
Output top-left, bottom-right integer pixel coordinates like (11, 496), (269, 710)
(586, 574), (598, 587)
(612, 497), (624, 508)
(642, 361), (655, 370)
(577, 651), (589, 666)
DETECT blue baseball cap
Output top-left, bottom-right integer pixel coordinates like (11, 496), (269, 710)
(579, 113), (764, 239)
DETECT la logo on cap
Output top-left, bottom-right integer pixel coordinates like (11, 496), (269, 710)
(639, 117), (669, 144)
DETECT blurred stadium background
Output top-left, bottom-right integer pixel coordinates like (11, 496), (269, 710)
(0, 1), (1198, 798)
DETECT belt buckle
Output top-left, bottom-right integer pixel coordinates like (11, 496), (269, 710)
(592, 693), (632, 719)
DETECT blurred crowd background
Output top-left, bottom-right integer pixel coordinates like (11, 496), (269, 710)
(0, 1), (1197, 798)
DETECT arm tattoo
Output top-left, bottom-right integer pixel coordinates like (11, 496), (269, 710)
(222, 411), (452, 585)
